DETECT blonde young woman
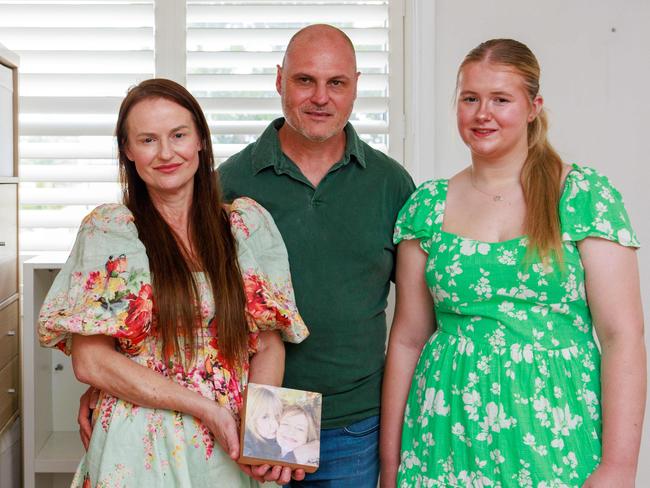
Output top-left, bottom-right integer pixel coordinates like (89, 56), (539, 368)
(381, 39), (646, 487)
(244, 386), (284, 459)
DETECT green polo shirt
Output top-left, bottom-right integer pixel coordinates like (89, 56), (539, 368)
(218, 118), (414, 428)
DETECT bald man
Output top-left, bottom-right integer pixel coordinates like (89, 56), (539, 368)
(220, 25), (414, 486)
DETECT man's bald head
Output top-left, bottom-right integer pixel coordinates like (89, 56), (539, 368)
(275, 23), (360, 144)
(282, 24), (357, 72)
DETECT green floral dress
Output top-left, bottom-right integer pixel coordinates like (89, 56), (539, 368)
(393, 165), (639, 487)
(39, 197), (309, 488)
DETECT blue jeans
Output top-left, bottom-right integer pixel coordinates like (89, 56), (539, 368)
(288, 415), (380, 487)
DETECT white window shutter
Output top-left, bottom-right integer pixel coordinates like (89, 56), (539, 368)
(186, 0), (391, 161)
(0, 0), (155, 252)
(0, 0), (396, 254)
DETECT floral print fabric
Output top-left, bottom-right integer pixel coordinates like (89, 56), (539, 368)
(39, 197), (308, 488)
(393, 165), (639, 487)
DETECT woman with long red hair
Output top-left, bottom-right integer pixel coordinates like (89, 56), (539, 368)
(39, 79), (309, 487)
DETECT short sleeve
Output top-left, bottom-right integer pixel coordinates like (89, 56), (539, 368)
(560, 165), (640, 247)
(38, 204), (154, 356)
(229, 197), (309, 344)
(393, 180), (446, 253)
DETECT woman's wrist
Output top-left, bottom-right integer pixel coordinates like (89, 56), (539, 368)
(188, 394), (213, 421)
(379, 461), (399, 482)
(379, 466), (398, 488)
(586, 461), (637, 487)
(597, 459), (637, 476)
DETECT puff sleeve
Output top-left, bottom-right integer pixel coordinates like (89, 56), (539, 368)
(229, 197), (309, 344)
(38, 204), (153, 356)
(393, 180), (446, 253)
(560, 165), (640, 247)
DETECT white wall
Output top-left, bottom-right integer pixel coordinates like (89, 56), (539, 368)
(406, 0), (650, 483)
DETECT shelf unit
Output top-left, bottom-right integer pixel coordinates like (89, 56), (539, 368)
(0, 41), (21, 488)
(23, 254), (86, 488)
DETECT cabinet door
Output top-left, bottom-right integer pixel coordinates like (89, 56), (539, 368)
(0, 184), (17, 302)
(0, 357), (18, 432)
(0, 300), (18, 372)
(0, 63), (13, 178)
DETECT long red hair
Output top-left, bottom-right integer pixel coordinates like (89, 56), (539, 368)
(116, 79), (249, 368)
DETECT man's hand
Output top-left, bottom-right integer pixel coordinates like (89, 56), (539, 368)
(78, 386), (99, 450)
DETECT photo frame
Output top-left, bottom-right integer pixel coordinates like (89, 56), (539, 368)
(239, 383), (322, 473)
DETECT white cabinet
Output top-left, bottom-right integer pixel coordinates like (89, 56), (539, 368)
(0, 40), (21, 487)
(23, 254), (86, 488)
(0, 418), (21, 488)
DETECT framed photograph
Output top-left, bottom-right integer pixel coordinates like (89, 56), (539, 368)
(239, 383), (322, 473)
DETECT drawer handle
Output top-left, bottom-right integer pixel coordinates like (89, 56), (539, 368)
(6, 330), (16, 336)
(0, 241), (5, 246)
(7, 388), (16, 394)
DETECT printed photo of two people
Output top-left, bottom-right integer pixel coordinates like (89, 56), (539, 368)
(240, 383), (322, 472)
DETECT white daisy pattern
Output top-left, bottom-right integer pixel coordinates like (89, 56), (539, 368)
(393, 165), (639, 487)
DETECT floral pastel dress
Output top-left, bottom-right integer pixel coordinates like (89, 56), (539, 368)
(393, 165), (639, 487)
(39, 197), (309, 488)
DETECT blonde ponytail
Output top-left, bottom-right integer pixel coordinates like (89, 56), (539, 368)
(522, 108), (563, 261)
